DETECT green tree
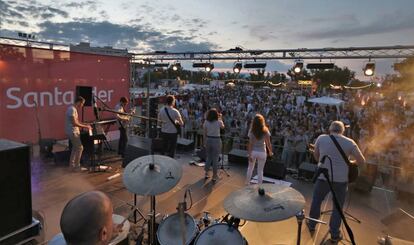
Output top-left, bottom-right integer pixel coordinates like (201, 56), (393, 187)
(311, 66), (355, 87)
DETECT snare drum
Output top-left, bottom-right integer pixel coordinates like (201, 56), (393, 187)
(194, 223), (246, 245)
(109, 214), (130, 245)
(157, 212), (199, 245)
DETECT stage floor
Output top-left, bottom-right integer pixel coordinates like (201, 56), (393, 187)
(30, 142), (414, 245)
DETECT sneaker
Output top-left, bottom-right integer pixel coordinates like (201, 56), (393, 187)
(329, 233), (343, 243)
(204, 172), (210, 179)
(212, 175), (218, 182)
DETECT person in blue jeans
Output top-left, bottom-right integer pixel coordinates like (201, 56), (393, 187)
(308, 121), (365, 243)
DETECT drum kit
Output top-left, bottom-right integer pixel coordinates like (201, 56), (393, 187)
(121, 155), (324, 245)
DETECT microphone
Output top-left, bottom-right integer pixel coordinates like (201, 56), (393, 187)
(312, 155), (329, 183)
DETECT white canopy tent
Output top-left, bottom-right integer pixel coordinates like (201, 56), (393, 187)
(307, 96), (345, 115)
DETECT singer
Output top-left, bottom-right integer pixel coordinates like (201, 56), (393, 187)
(308, 121), (365, 243)
(115, 97), (130, 158)
(64, 96), (92, 171)
(203, 108), (225, 182)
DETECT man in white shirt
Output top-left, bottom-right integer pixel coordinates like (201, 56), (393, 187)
(307, 121), (365, 242)
(158, 95), (183, 158)
(115, 97), (131, 158)
(65, 96), (92, 170)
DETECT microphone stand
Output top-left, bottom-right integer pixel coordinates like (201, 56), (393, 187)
(314, 160), (357, 245)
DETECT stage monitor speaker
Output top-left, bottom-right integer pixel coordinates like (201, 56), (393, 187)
(264, 157), (287, 180)
(177, 138), (194, 152)
(228, 149), (248, 165)
(0, 139), (33, 238)
(122, 136), (151, 168)
(76, 86), (93, 106)
(298, 162), (317, 180)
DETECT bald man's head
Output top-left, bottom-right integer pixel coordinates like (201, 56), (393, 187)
(60, 191), (113, 245)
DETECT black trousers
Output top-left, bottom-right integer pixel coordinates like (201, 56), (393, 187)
(161, 132), (178, 158)
(118, 127), (128, 157)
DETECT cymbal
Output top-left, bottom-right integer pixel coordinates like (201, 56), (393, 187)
(123, 155), (182, 196)
(223, 184), (305, 222)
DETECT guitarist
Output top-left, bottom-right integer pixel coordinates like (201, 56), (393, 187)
(307, 121), (365, 243)
(158, 95), (184, 158)
(115, 97), (131, 158)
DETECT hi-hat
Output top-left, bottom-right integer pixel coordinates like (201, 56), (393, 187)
(123, 155), (182, 196)
(223, 184), (305, 222)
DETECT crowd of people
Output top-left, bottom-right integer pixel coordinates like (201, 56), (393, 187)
(168, 84), (414, 187)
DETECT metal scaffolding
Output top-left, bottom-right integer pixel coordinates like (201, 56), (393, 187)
(2, 36), (414, 62)
(132, 45), (414, 62)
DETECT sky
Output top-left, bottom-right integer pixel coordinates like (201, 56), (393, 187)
(1, 0), (414, 79)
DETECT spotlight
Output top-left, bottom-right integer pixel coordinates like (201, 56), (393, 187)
(293, 61), (303, 74)
(171, 62), (181, 71)
(364, 63), (375, 76)
(233, 62), (242, 73)
(193, 62), (214, 72)
(205, 63), (214, 72)
(244, 62), (266, 69)
(376, 83), (382, 88)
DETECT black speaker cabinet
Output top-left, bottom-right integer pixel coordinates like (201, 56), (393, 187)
(0, 139), (32, 238)
(228, 149), (248, 165)
(122, 136), (151, 168)
(264, 157), (287, 180)
(76, 86), (93, 106)
(177, 138), (194, 152)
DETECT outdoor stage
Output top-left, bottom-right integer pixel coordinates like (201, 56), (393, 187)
(31, 141), (414, 245)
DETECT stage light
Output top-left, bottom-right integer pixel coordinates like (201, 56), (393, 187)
(205, 63), (214, 72)
(364, 63), (375, 76)
(376, 83), (382, 88)
(293, 61), (303, 74)
(233, 62), (242, 73)
(244, 62), (267, 69)
(306, 63), (335, 70)
(172, 62), (181, 71)
(153, 62), (170, 68)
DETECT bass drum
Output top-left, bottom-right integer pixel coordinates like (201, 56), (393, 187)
(157, 212), (198, 245)
(194, 223), (246, 245)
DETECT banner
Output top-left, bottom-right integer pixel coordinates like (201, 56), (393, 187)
(0, 44), (130, 143)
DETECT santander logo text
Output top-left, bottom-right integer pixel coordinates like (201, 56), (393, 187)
(5, 87), (114, 109)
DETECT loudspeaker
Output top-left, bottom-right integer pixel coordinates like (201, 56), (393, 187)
(353, 162), (378, 193)
(151, 138), (163, 153)
(264, 157), (287, 180)
(177, 138), (194, 152)
(0, 139), (32, 238)
(76, 86), (93, 106)
(123, 136), (151, 168)
(228, 149), (248, 164)
(298, 162), (317, 179)
(54, 150), (71, 165)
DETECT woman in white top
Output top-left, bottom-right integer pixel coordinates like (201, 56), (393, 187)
(203, 108), (225, 182)
(246, 114), (273, 184)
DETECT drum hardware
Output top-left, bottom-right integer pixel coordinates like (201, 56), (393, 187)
(177, 189), (192, 245)
(123, 155), (182, 245)
(295, 209), (326, 245)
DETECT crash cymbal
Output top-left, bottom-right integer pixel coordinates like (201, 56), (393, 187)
(123, 155), (182, 196)
(223, 184), (305, 222)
